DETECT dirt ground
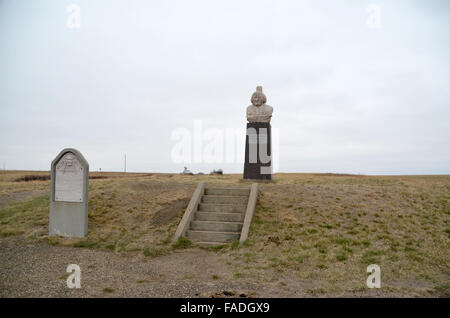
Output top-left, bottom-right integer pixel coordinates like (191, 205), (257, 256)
(0, 236), (263, 298)
(0, 236), (410, 298)
(0, 171), (449, 297)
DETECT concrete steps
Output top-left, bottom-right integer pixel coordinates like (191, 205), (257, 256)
(195, 211), (245, 222)
(187, 186), (250, 244)
(202, 195), (248, 204)
(190, 220), (243, 232)
(174, 182), (259, 247)
(195, 241), (228, 247)
(198, 203), (247, 213)
(205, 188), (250, 196)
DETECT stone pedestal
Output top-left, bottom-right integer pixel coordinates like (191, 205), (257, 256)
(243, 122), (273, 180)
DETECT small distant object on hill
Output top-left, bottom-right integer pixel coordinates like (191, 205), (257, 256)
(210, 169), (223, 175)
(181, 167), (194, 175)
(197, 172), (204, 175)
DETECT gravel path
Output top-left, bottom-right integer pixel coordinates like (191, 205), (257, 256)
(0, 237), (286, 298)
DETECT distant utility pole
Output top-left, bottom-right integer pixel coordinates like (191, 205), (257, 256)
(124, 154), (127, 173)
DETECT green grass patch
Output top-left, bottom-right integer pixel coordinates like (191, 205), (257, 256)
(172, 237), (192, 249)
(103, 287), (115, 293)
(362, 250), (384, 264)
(234, 272), (244, 278)
(0, 195), (49, 238)
(0, 195), (49, 220)
(294, 254), (309, 264)
(209, 244), (228, 252)
(143, 247), (166, 257)
(73, 240), (97, 248)
(230, 240), (240, 250)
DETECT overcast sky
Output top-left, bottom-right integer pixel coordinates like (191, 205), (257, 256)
(0, 0), (449, 175)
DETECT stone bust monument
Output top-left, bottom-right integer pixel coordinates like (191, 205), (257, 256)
(246, 86), (273, 123)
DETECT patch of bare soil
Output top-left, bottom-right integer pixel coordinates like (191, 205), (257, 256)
(151, 198), (190, 226)
(14, 175), (50, 182)
(127, 179), (189, 193)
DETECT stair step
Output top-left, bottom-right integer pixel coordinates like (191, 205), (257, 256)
(195, 212), (245, 222)
(195, 241), (230, 247)
(205, 188), (250, 196)
(198, 203), (247, 213)
(202, 195), (248, 204)
(186, 230), (240, 242)
(190, 220), (243, 232)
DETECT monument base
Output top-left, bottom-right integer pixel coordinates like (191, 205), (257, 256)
(243, 122), (273, 180)
(49, 202), (88, 237)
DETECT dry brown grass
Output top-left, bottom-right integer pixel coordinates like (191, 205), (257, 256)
(0, 171), (449, 296)
(226, 174), (450, 296)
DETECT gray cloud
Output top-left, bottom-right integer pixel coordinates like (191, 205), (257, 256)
(0, 0), (449, 174)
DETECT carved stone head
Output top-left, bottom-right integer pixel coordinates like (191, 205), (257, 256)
(251, 86), (267, 107)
